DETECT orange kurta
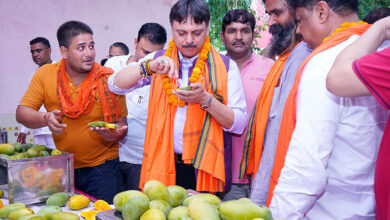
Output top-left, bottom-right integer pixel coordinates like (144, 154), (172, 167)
(20, 62), (127, 168)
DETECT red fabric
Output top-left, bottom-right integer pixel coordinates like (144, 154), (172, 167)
(353, 46), (390, 220)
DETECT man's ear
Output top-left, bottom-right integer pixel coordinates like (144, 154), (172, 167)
(60, 46), (67, 59)
(315, 1), (330, 24)
(134, 38), (138, 49)
(47, 48), (52, 55)
(220, 32), (225, 43)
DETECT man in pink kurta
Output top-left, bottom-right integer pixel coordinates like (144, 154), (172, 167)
(221, 9), (274, 200)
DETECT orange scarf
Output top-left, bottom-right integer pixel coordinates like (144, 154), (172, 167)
(139, 46), (228, 192)
(239, 50), (291, 180)
(266, 24), (370, 206)
(57, 59), (121, 122)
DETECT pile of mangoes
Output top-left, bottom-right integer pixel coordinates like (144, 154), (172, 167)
(113, 180), (273, 220)
(0, 143), (62, 160)
(0, 193), (92, 220)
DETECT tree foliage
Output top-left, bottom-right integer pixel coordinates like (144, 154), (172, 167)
(359, 0), (390, 19)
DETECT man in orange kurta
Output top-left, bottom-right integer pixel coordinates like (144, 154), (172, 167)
(16, 21), (128, 203)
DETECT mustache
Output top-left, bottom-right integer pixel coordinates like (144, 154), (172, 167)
(232, 40), (245, 46)
(269, 24), (283, 35)
(182, 44), (197, 48)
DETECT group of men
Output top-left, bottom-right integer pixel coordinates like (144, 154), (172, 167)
(15, 0), (390, 219)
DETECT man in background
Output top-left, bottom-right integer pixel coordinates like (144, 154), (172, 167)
(105, 22), (167, 191)
(220, 9), (274, 200)
(17, 37), (55, 149)
(109, 42), (129, 58)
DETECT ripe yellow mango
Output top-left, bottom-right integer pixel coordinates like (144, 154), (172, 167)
(167, 185), (188, 207)
(188, 199), (219, 220)
(0, 143), (15, 155)
(8, 207), (34, 220)
(182, 193), (220, 207)
(67, 195), (90, 210)
(51, 212), (80, 220)
(150, 200), (171, 216)
(114, 190), (149, 212)
(0, 203), (25, 218)
(167, 206), (191, 220)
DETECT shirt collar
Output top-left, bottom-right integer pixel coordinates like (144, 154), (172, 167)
(178, 51), (199, 66)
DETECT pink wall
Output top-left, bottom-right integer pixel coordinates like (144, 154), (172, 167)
(0, 0), (176, 114)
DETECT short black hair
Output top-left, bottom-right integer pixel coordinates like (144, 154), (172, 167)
(57, 20), (93, 48)
(30, 37), (51, 48)
(169, 0), (210, 25)
(222, 9), (256, 33)
(137, 23), (167, 45)
(287, 0), (359, 15)
(363, 7), (390, 24)
(110, 42), (129, 55)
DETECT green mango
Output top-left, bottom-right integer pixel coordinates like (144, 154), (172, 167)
(17, 214), (43, 220)
(177, 86), (192, 91)
(26, 148), (39, 158)
(167, 206), (191, 220)
(140, 209), (166, 220)
(188, 199), (219, 220)
(182, 193), (220, 207)
(38, 150), (50, 157)
(144, 180), (172, 205)
(219, 199), (272, 220)
(46, 192), (69, 207)
(150, 200), (172, 217)
(167, 185), (188, 207)
(0, 203), (26, 218)
(31, 145), (47, 152)
(87, 121), (106, 127)
(13, 142), (23, 152)
(0, 143), (15, 155)
(113, 190), (149, 212)
(14, 152), (27, 160)
(50, 212), (79, 220)
(22, 143), (33, 152)
(122, 196), (150, 220)
(36, 206), (62, 220)
(8, 207), (34, 220)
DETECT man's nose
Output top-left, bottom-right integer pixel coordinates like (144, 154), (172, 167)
(268, 14), (277, 26)
(185, 34), (194, 44)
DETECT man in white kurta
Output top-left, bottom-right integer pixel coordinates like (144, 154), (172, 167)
(270, 0), (389, 219)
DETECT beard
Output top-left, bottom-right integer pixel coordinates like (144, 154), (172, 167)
(267, 20), (295, 57)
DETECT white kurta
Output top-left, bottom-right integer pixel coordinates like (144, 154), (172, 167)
(270, 35), (388, 219)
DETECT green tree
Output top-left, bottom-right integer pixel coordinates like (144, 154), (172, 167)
(206, 0), (267, 52)
(359, 0), (390, 19)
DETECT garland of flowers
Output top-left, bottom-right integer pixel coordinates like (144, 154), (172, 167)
(162, 36), (211, 107)
(323, 20), (368, 42)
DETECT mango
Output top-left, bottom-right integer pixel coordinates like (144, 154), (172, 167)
(140, 209), (166, 220)
(22, 144), (33, 152)
(178, 86), (192, 91)
(50, 149), (62, 156)
(0, 189), (3, 197)
(114, 190), (149, 212)
(8, 208), (34, 220)
(38, 150), (49, 157)
(188, 199), (219, 220)
(0, 203), (26, 218)
(15, 152), (27, 160)
(0, 143), (15, 155)
(67, 195), (90, 210)
(167, 206), (190, 220)
(26, 148), (39, 158)
(219, 199), (272, 220)
(13, 142), (23, 152)
(122, 196), (150, 220)
(36, 206), (62, 220)
(17, 214), (43, 220)
(50, 212), (79, 220)
(144, 180), (172, 205)
(167, 185), (188, 207)
(31, 145), (47, 152)
(182, 193), (220, 207)
(46, 192), (69, 207)
(150, 200), (171, 216)
(88, 121), (106, 127)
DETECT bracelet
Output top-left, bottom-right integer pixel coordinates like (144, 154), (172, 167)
(139, 59), (154, 78)
(43, 112), (50, 125)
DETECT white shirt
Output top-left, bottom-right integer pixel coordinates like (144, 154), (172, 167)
(105, 52), (149, 164)
(108, 51), (248, 154)
(270, 36), (389, 220)
(21, 61), (56, 136)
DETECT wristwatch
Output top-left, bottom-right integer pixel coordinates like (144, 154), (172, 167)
(201, 94), (213, 110)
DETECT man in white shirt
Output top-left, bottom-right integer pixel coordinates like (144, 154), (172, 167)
(269, 1), (388, 219)
(17, 37), (55, 148)
(105, 23), (167, 191)
(109, 0), (248, 192)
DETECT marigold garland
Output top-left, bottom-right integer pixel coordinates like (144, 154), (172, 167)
(323, 21), (368, 42)
(162, 36), (211, 107)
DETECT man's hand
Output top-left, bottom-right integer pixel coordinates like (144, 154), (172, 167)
(173, 83), (210, 105)
(90, 125), (128, 142)
(47, 110), (67, 135)
(149, 56), (179, 79)
(17, 132), (27, 144)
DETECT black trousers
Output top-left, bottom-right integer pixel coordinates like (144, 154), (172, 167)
(175, 154), (196, 190)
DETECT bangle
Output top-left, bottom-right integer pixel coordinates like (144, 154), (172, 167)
(140, 59), (154, 78)
(43, 112), (50, 124)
